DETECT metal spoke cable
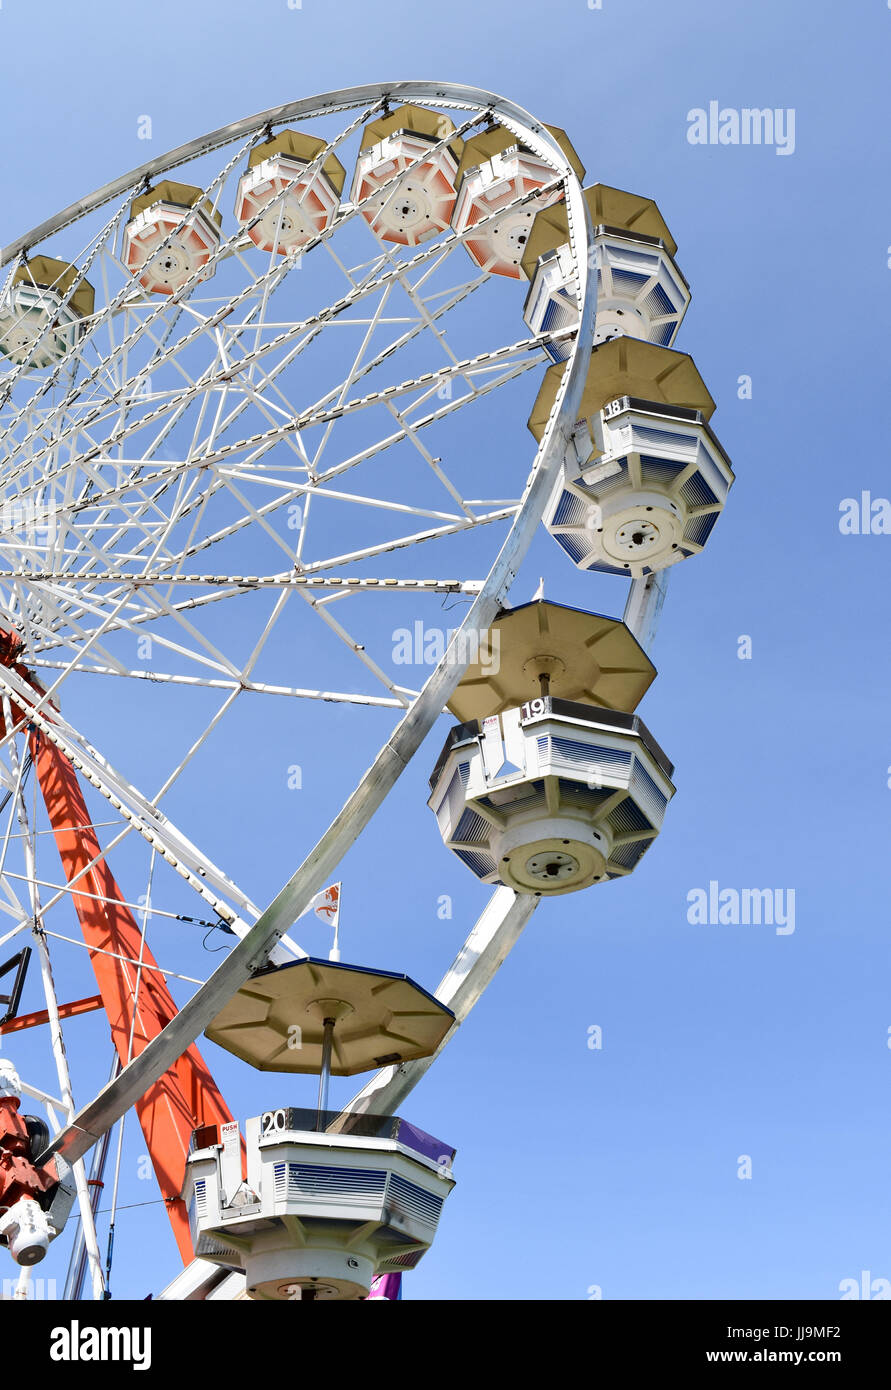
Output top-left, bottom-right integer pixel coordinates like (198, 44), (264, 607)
(103, 847), (155, 1299)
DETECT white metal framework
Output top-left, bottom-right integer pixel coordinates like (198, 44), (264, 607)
(0, 82), (671, 1300)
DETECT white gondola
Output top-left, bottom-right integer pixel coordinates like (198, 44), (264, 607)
(195, 957), (455, 1300)
(123, 180), (222, 295)
(351, 104), (463, 246)
(451, 124), (585, 279)
(234, 129), (345, 254)
(428, 602), (673, 895)
(529, 339), (733, 577)
(0, 257), (94, 368)
(183, 1109), (454, 1300)
(430, 700), (674, 894)
(522, 184), (691, 362)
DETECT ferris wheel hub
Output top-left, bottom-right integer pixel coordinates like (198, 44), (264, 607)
(0, 1196), (51, 1265)
(0, 1064), (76, 1267)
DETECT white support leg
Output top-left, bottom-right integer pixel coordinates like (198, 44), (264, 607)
(623, 571), (670, 652)
(334, 887), (537, 1123)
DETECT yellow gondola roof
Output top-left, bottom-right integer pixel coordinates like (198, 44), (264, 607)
(455, 122), (585, 190)
(12, 255), (95, 319)
(528, 337), (716, 443)
(129, 179), (223, 228)
(358, 103), (464, 164)
(247, 128), (347, 195)
(521, 182), (679, 280)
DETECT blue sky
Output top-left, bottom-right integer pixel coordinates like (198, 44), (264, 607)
(1, 0), (890, 1300)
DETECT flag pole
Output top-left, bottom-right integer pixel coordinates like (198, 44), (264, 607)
(329, 883), (341, 962)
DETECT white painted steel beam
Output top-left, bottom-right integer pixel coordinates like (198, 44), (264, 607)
(33, 82), (596, 1172)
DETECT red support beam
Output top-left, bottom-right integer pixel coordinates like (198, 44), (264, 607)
(0, 625), (240, 1264)
(27, 729), (237, 1263)
(0, 992), (104, 1035)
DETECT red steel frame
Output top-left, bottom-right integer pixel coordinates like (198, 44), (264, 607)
(0, 993), (104, 1035)
(1, 630), (235, 1263)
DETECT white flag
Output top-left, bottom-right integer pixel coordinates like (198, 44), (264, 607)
(298, 884), (341, 958)
(304, 882), (339, 927)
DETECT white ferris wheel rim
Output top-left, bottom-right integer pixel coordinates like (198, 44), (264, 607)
(0, 80), (599, 1290)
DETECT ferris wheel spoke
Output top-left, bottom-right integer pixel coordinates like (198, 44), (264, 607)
(45, 439), (507, 585)
(70, 463), (188, 566)
(298, 504), (518, 574)
(228, 476), (471, 533)
(193, 254), (401, 463)
(38, 929), (208, 990)
(45, 334), (588, 1171)
(1, 103), (484, 478)
(0, 663), (259, 931)
(0, 125), (268, 449)
(319, 238), (489, 399)
(379, 241), (487, 400)
(75, 326), (551, 488)
(28, 661), (412, 707)
(307, 281), (398, 475)
(94, 586), (246, 681)
(6, 498), (520, 661)
(0, 750), (31, 908)
(209, 471), (310, 570)
(7, 593), (134, 679)
(3, 262), (483, 539)
(308, 354), (541, 487)
(2, 162), (554, 490)
(109, 297), (208, 398)
(293, 585), (412, 707)
(2, 417), (527, 672)
(125, 465), (212, 578)
(52, 464), (218, 595)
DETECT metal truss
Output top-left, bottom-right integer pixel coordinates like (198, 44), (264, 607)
(0, 82), (607, 1294)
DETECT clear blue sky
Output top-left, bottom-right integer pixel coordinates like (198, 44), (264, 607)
(1, 0), (890, 1300)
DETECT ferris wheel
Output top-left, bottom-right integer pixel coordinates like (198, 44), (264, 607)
(0, 81), (732, 1301)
